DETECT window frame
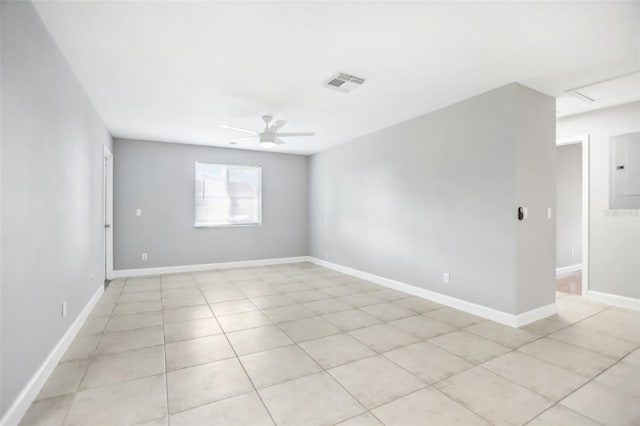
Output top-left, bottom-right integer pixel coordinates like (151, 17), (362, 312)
(193, 161), (263, 228)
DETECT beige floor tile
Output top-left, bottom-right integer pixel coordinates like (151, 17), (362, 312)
(203, 290), (247, 304)
(165, 335), (235, 370)
(217, 310), (272, 332)
(19, 394), (74, 426)
(60, 335), (101, 362)
(435, 367), (552, 426)
(105, 311), (163, 332)
(227, 325), (293, 356)
(81, 345), (164, 389)
(349, 324), (420, 352)
(319, 284), (362, 297)
(96, 326), (164, 354)
(162, 280), (197, 290)
(424, 308), (484, 328)
(118, 290), (161, 303)
(302, 299), (352, 315)
(161, 288), (201, 299)
(89, 303), (115, 318)
(259, 372), (365, 426)
(389, 315), (454, 339)
(577, 315), (640, 344)
(527, 405), (602, 426)
(393, 297), (443, 313)
(328, 356), (425, 409)
(464, 321), (539, 348)
(249, 294), (295, 309)
(274, 282), (313, 293)
(335, 412), (383, 426)
(300, 334), (376, 369)
(368, 289), (408, 302)
(124, 278), (161, 292)
(482, 351), (587, 400)
(163, 317), (222, 343)
(65, 374), (166, 426)
(112, 300), (162, 316)
(429, 331), (511, 364)
(519, 337), (616, 378)
(561, 381), (640, 426)
(170, 392), (273, 426)
(161, 294), (207, 309)
(163, 305), (213, 324)
(594, 361), (640, 397)
(167, 358), (253, 414)
(522, 316), (571, 336)
(287, 290), (331, 303)
(372, 387), (490, 426)
(549, 324), (638, 359)
(36, 359), (89, 400)
(210, 299), (258, 316)
(623, 347), (640, 366)
(198, 281), (237, 292)
(337, 293), (384, 308)
(240, 345), (322, 388)
(136, 416), (168, 426)
(77, 316), (109, 336)
(278, 316), (341, 342)
(323, 309), (381, 331)
(360, 303), (415, 322)
(262, 304), (315, 323)
(384, 342), (471, 383)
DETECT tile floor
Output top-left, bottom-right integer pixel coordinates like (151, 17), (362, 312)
(21, 263), (640, 426)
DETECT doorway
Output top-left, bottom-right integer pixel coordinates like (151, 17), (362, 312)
(556, 135), (589, 297)
(103, 146), (114, 282)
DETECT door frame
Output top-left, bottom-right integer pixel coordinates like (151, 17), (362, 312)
(103, 145), (114, 281)
(556, 134), (590, 297)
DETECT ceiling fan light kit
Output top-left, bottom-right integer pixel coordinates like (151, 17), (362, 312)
(221, 115), (315, 148)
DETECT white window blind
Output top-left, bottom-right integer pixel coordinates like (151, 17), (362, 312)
(194, 162), (262, 227)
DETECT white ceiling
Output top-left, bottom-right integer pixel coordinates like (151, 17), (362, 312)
(33, 1), (639, 155)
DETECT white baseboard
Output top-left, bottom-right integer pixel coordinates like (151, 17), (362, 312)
(1, 285), (104, 426)
(112, 256), (310, 278)
(556, 264), (582, 275)
(309, 257), (556, 328)
(586, 290), (640, 311)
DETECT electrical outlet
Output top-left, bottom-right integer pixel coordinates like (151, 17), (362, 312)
(547, 207), (552, 219)
(141, 253), (148, 261)
(62, 302), (67, 318)
(443, 272), (450, 284)
(571, 248), (575, 257)
(136, 208), (142, 217)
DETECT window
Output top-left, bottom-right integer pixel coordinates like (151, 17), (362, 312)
(194, 162), (262, 227)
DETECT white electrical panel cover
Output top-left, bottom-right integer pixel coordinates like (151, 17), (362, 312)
(610, 132), (640, 209)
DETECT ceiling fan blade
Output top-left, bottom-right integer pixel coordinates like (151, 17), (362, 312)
(220, 124), (257, 134)
(275, 132), (315, 137)
(275, 138), (285, 145)
(275, 119), (287, 130)
(231, 136), (257, 142)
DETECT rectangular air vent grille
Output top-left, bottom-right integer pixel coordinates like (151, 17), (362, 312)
(325, 72), (365, 93)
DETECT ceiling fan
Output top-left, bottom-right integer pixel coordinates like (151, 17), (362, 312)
(220, 115), (315, 148)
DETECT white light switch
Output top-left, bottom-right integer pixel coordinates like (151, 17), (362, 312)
(136, 209), (142, 217)
(547, 208), (552, 219)
(443, 272), (450, 284)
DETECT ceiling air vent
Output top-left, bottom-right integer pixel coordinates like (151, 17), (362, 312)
(324, 72), (365, 93)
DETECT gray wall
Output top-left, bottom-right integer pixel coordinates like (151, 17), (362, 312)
(113, 139), (309, 270)
(556, 144), (583, 268)
(557, 102), (640, 299)
(514, 87), (556, 313)
(310, 83), (555, 315)
(1, 1), (112, 418)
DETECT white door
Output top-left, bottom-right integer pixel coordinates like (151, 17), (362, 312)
(103, 146), (114, 281)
